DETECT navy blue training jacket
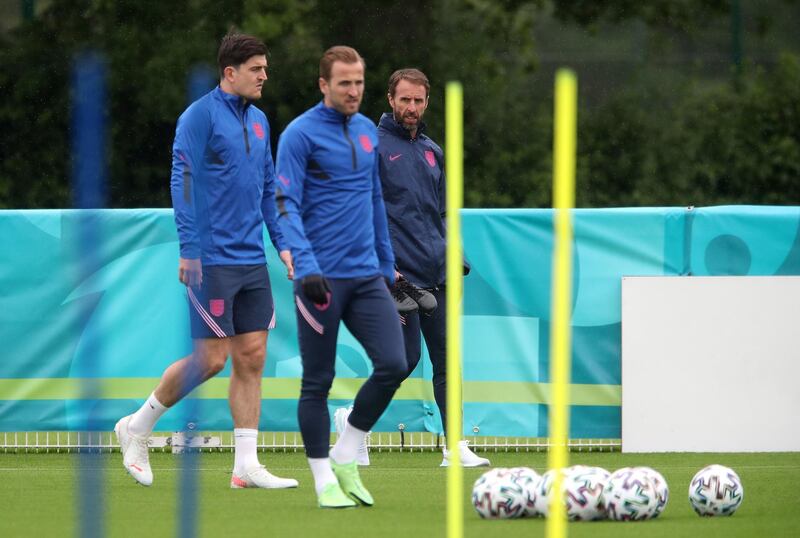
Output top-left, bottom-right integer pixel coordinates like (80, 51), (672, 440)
(377, 113), (447, 288)
(275, 102), (395, 282)
(170, 86), (285, 265)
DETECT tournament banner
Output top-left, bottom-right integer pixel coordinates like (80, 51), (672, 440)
(1, 206), (798, 436)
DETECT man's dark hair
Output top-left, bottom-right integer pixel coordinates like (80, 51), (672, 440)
(388, 68), (430, 98)
(319, 46), (365, 81)
(217, 33), (267, 78)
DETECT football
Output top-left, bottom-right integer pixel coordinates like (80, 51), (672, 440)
(604, 467), (658, 521)
(563, 466), (611, 521)
(688, 464), (744, 517)
(637, 466), (669, 518)
(507, 467), (541, 517)
(471, 468), (527, 519)
(531, 468), (558, 517)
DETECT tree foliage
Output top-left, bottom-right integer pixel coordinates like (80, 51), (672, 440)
(579, 54), (800, 206)
(551, 0), (729, 29)
(0, 0), (798, 209)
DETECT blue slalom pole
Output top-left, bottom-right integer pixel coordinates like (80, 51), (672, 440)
(71, 50), (107, 538)
(72, 52), (108, 210)
(177, 64), (215, 538)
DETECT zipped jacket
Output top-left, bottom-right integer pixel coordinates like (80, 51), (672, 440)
(170, 86), (285, 266)
(275, 102), (395, 282)
(377, 113), (446, 288)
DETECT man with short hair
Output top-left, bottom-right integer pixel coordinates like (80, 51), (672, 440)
(376, 68), (490, 467)
(275, 46), (406, 508)
(114, 33), (298, 490)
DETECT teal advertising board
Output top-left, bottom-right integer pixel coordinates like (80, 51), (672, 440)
(1, 206), (798, 437)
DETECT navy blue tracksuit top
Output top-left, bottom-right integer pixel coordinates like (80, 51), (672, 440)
(377, 113), (446, 288)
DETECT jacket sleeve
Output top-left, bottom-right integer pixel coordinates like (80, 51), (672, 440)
(261, 121), (287, 253)
(371, 147), (396, 283)
(437, 147), (447, 219)
(275, 127), (322, 279)
(170, 105), (210, 259)
(435, 146), (469, 274)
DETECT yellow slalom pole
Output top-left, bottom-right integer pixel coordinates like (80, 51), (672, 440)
(545, 69), (577, 538)
(445, 81), (464, 538)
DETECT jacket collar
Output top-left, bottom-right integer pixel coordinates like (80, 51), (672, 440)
(378, 112), (426, 140)
(315, 100), (352, 123)
(214, 86), (251, 112)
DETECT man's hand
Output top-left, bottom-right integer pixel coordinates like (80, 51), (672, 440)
(178, 257), (202, 287)
(279, 249), (294, 280)
(301, 274), (331, 306)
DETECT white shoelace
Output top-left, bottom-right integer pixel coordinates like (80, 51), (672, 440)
(129, 436), (150, 463)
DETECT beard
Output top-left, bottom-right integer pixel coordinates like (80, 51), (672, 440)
(393, 110), (420, 131)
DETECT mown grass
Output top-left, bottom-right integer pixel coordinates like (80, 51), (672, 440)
(0, 450), (797, 537)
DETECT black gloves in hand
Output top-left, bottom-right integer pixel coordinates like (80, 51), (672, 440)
(301, 274), (331, 305)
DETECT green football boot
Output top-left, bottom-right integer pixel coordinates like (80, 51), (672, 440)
(318, 482), (357, 509)
(331, 460), (374, 506)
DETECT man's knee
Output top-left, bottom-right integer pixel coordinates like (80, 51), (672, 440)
(231, 333), (267, 375)
(194, 341), (229, 378)
(405, 347), (422, 374)
(376, 354), (408, 384)
(232, 349), (265, 376)
(432, 371), (447, 388)
(431, 359), (447, 379)
(301, 372), (335, 398)
(205, 357), (227, 377)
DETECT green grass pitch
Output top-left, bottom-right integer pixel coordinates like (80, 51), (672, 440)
(1, 450), (798, 537)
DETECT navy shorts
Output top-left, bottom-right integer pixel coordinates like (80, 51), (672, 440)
(186, 264), (274, 339)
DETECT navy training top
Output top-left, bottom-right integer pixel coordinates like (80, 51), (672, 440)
(377, 112), (447, 288)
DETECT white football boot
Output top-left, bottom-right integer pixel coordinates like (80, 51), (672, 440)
(114, 415), (153, 486)
(230, 465), (299, 489)
(440, 440), (490, 467)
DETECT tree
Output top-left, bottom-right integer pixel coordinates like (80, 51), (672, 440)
(0, 0), (241, 209)
(0, 0), (797, 210)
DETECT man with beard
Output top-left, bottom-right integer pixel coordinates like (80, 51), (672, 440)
(275, 46), (406, 508)
(373, 68), (490, 467)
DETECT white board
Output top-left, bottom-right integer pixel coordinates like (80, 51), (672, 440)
(621, 276), (800, 452)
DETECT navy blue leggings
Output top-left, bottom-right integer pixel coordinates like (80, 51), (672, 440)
(295, 276), (406, 458)
(401, 286), (447, 432)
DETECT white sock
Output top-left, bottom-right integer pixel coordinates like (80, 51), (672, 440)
(128, 392), (168, 436)
(329, 421), (368, 464)
(308, 457), (338, 495)
(233, 429), (260, 474)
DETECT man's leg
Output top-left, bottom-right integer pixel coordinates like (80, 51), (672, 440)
(294, 278), (356, 507)
(229, 329), (266, 483)
(156, 341), (230, 406)
(226, 265), (297, 489)
(339, 277), (407, 434)
(227, 330), (297, 489)
(116, 338), (229, 486)
(419, 287), (447, 431)
(116, 265), (238, 486)
(329, 277), (406, 506)
(332, 310), (420, 467)
(402, 311), (424, 377)
(420, 286), (489, 467)
(229, 330), (266, 429)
